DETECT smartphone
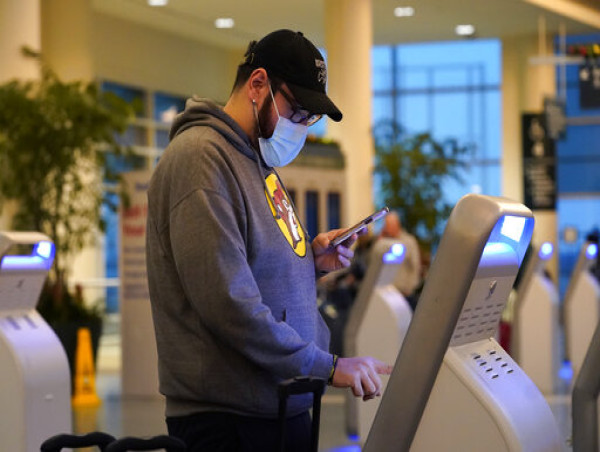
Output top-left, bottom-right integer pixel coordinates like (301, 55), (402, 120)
(330, 207), (390, 248)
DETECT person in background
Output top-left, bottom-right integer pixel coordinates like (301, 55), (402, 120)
(380, 211), (422, 310)
(145, 29), (391, 452)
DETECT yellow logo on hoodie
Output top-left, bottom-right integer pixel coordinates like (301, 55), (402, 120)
(264, 173), (306, 257)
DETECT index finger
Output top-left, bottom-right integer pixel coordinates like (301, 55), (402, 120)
(374, 361), (394, 375)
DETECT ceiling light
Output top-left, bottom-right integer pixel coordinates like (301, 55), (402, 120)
(147, 0), (168, 6)
(215, 18), (235, 29)
(455, 24), (476, 37)
(394, 7), (415, 17)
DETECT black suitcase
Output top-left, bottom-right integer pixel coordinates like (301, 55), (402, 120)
(277, 376), (326, 452)
(40, 432), (116, 451)
(105, 434), (186, 452)
(41, 432), (186, 452)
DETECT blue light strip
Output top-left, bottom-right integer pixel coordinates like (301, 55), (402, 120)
(483, 242), (513, 257)
(1, 241), (55, 271)
(1, 255), (47, 270)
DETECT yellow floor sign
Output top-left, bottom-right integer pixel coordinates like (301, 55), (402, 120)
(72, 327), (102, 407)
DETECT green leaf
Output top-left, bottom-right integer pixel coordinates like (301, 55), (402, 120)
(373, 120), (474, 251)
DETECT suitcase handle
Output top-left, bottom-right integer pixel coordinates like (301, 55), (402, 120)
(40, 432), (116, 451)
(104, 434), (186, 452)
(278, 376), (326, 452)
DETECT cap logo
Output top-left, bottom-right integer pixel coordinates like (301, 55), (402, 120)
(315, 59), (327, 87)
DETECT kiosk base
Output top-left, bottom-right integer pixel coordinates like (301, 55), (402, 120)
(411, 338), (561, 452)
(0, 309), (71, 452)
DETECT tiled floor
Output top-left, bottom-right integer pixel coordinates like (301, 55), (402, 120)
(77, 329), (574, 451)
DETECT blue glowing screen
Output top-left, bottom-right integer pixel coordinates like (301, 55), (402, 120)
(383, 243), (405, 263)
(500, 216), (526, 242)
(539, 242), (554, 260)
(587, 243), (598, 260)
(1, 241), (55, 270)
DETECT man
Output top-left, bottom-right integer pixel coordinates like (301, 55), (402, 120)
(380, 211), (422, 309)
(146, 29), (391, 451)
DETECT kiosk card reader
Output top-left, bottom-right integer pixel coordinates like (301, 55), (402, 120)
(564, 241), (600, 381)
(343, 239), (413, 442)
(0, 232), (71, 452)
(364, 194), (561, 452)
(511, 242), (560, 394)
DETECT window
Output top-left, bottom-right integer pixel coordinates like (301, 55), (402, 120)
(305, 191), (319, 240)
(327, 192), (341, 230)
(154, 92), (186, 148)
(372, 40), (502, 205)
(100, 81), (186, 312)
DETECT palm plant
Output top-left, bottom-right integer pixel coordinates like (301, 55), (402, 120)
(373, 120), (472, 252)
(0, 47), (136, 321)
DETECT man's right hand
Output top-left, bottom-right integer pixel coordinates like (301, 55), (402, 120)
(331, 356), (393, 401)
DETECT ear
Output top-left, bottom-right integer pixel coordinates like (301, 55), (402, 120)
(247, 68), (269, 108)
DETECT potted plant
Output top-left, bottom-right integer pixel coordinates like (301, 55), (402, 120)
(0, 47), (137, 384)
(373, 120), (472, 253)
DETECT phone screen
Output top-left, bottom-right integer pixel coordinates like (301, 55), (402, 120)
(330, 207), (390, 248)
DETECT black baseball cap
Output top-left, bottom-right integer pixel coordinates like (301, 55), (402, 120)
(244, 29), (342, 122)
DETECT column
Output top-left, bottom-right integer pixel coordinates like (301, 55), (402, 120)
(0, 0), (40, 229)
(0, 0), (40, 82)
(324, 0), (374, 224)
(502, 33), (558, 280)
(41, 0), (94, 80)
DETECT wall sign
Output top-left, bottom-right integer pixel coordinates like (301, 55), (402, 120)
(522, 113), (556, 211)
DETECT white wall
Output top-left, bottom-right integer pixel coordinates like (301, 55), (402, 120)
(91, 11), (242, 101)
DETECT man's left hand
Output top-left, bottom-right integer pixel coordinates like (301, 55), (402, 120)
(312, 229), (359, 274)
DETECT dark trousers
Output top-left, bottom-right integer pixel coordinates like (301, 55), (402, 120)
(166, 411), (311, 452)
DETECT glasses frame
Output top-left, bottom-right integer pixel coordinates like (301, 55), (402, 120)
(277, 88), (322, 127)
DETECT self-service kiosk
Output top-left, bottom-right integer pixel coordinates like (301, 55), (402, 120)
(343, 239), (413, 443)
(0, 232), (71, 452)
(564, 241), (600, 381)
(364, 194), (562, 452)
(571, 315), (600, 451)
(511, 242), (560, 394)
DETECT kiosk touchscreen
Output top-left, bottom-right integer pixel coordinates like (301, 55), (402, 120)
(0, 232), (71, 452)
(343, 239), (412, 442)
(564, 241), (600, 381)
(364, 194), (561, 452)
(511, 242), (560, 394)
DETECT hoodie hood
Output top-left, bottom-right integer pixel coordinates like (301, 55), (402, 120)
(170, 97), (257, 161)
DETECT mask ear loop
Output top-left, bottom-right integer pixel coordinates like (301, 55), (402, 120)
(252, 98), (282, 220)
(252, 89), (310, 240)
(252, 99), (263, 138)
(267, 83), (281, 118)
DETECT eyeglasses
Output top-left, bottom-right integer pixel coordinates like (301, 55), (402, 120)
(277, 88), (322, 127)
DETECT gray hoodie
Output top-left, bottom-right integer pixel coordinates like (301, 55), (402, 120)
(146, 98), (332, 418)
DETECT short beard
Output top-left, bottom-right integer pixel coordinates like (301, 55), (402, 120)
(257, 93), (274, 139)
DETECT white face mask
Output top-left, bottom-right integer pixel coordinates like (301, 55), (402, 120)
(258, 85), (308, 167)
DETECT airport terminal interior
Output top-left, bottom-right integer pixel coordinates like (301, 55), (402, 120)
(2, 0), (600, 450)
